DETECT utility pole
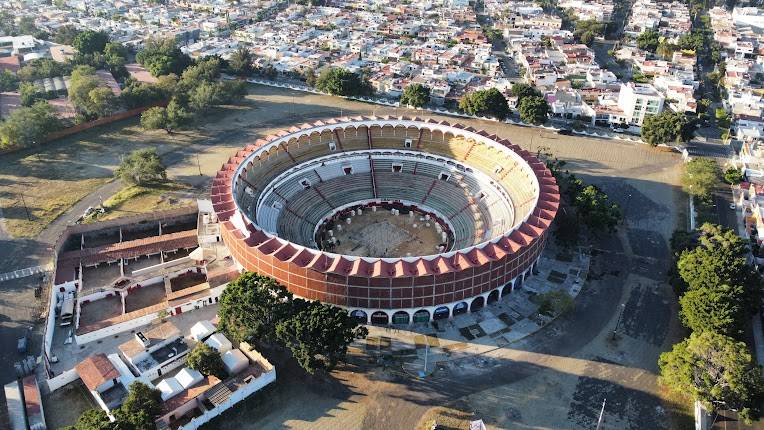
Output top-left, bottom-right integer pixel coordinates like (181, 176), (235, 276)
(611, 303), (626, 340)
(595, 398), (606, 430)
(197, 153), (202, 176)
(423, 341), (429, 374)
(19, 194), (31, 221)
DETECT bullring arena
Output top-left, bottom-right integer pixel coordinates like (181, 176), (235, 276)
(211, 116), (559, 325)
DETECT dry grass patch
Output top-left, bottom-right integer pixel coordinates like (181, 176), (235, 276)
(0, 176), (111, 238)
(0, 119), (202, 238)
(415, 406), (478, 430)
(90, 181), (194, 222)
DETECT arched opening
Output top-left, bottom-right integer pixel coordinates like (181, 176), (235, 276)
(515, 275), (524, 289)
(392, 311), (410, 325)
(350, 310), (368, 324)
(433, 306), (450, 320)
(413, 309), (430, 323)
(470, 296), (485, 312)
(487, 289), (499, 304)
(370, 311), (389, 325)
(453, 302), (468, 316)
(502, 284), (512, 297)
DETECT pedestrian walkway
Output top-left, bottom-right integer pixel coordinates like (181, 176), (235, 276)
(0, 265), (51, 282)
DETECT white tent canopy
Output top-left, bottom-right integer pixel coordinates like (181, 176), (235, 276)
(175, 367), (203, 389)
(223, 349), (248, 375)
(205, 333), (232, 353)
(190, 320), (216, 342)
(156, 377), (183, 401)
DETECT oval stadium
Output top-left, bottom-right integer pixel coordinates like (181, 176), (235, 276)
(211, 117), (559, 325)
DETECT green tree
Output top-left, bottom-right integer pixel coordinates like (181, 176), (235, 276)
(537, 290), (574, 316)
(459, 88), (510, 120)
(228, 47), (254, 76)
(72, 30), (109, 55)
(681, 158), (720, 199)
(179, 57), (221, 90)
(400, 83), (430, 108)
(573, 184), (621, 234)
(53, 25), (81, 45)
(0, 69), (18, 91)
(19, 81), (43, 107)
(641, 111), (693, 146)
(656, 41), (678, 60)
(518, 95), (550, 125)
(510, 83), (541, 103)
(114, 148), (167, 185)
(140, 106), (169, 131)
(188, 81), (219, 114)
(304, 68), (317, 87)
(636, 30), (661, 52)
(120, 78), (167, 109)
(276, 299), (368, 374)
(724, 167), (744, 185)
(679, 284), (747, 337)
(573, 20), (604, 46)
(659, 331), (764, 424)
(218, 272), (294, 343)
(186, 342), (227, 379)
(113, 381), (162, 430)
(676, 224), (760, 308)
(72, 409), (112, 430)
(0, 101), (61, 149)
(16, 58), (72, 81)
(68, 66), (119, 119)
(314, 67), (371, 96)
(136, 38), (193, 77)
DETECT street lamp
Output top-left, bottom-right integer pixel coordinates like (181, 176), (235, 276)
(611, 303), (626, 340)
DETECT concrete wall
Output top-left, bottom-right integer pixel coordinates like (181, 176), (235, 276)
(173, 368), (277, 430)
(46, 368), (79, 392)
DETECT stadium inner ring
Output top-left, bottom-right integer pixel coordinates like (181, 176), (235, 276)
(212, 117), (559, 325)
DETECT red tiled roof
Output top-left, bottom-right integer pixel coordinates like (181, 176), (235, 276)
(212, 116), (559, 279)
(76, 354), (119, 391)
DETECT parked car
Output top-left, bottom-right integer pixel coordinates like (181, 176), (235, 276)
(558, 128), (573, 135)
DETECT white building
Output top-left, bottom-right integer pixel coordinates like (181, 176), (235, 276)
(616, 82), (665, 126)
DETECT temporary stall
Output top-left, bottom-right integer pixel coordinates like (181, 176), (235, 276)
(156, 377), (184, 401)
(175, 367), (203, 389)
(190, 320), (216, 342)
(204, 333), (232, 353)
(222, 349), (248, 375)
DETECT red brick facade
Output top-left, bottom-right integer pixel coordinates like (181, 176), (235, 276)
(212, 116), (559, 312)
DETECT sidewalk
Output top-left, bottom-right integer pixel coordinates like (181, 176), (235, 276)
(357, 247), (591, 376)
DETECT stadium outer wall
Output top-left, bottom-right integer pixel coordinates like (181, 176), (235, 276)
(212, 116), (559, 324)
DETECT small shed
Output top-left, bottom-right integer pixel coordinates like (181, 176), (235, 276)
(175, 367), (203, 389)
(156, 377), (184, 401)
(222, 349), (248, 375)
(204, 333), (232, 353)
(190, 320), (216, 342)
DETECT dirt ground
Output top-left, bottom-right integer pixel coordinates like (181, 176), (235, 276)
(124, 283), (166, 313)
(330, 209), (444, 257)
(41, 381), (96, 429)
